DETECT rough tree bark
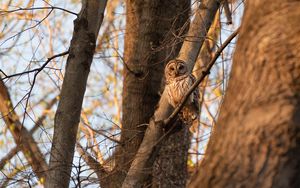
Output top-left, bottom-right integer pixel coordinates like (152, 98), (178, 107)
(111, 1), (191, 187)
(190, 0), (300, 187)
(45, 1), (107, 187)
(152, 126), (190, 188)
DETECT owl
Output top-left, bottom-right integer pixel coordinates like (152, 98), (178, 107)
(164, 59), (199, 132)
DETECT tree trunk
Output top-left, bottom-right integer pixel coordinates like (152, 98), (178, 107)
(190, 0), (300, 187)
(45, 1), (107, 187)
(112, 0), (190, 187)
(152, 127), (190, 188)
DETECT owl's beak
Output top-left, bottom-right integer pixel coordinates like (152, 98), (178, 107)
(175, 70), (179, 76)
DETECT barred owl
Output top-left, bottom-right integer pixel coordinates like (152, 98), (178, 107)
(164, 59), (199, 132)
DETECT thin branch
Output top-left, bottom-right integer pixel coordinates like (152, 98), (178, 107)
(86, 126), (122, 145)
(0, 69), (7, 77)
(0, 9), (54, 47)
(0, 164), (29, 188)
(1, 50), (69, 80)
(0, 6), (78, 16)
(76, 143), (108, 187)
(29, 96), (58, 134)
(18, 51), (68, 128)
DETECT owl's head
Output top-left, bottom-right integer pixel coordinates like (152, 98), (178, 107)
(165, 59), (188, 80)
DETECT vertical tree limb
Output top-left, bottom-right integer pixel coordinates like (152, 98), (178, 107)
(178, 0), (221, 72)
(45, 1), (107, 187)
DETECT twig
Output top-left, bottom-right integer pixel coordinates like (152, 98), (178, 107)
(19, 51), (69, 127)
(0, 6), (77, 16)
(88, 127), (122, 145)
(29, 96), (58, 134)
(0, 9), (54, 47)
(0, 69), (7, 77)
(1, 50), (69, 80)
(0, 80), (48, 181)
(76, 143), (108, 186)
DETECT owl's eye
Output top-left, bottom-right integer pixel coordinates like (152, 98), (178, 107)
(179, 65), (184, 70)
(170, 67), (175, 71)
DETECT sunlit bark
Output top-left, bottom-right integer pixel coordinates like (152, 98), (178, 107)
(190, 0), (300, 187)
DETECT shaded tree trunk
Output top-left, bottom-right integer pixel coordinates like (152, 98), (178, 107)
(152, 127), (190, 188)
(45, 1), (107, 187)
(112, 0), (190, 187)
(190, 0), (300, 187)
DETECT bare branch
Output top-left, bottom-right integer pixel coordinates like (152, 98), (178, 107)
(29, 96), (58, 134)
(0, 9), (54, 47)
(0, 96), (57, 172)
(84, 125), (122, 145)
(1, 51), (69, 80)
(0, 147), (18, 170)
(0, 164), (29, 188)
(0, 80), (48, 181)
(76, 143), (108, 185)
(0, 6), (78, 16)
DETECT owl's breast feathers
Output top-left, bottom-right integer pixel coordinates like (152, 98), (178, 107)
(165, 75), (194, 107)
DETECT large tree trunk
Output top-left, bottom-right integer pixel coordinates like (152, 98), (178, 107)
(112, 0), (190, 187)
(190, 0), (300, 187)
(45, 1), (107, 187)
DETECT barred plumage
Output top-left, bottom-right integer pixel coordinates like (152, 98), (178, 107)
(164, 59), (199, 132)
